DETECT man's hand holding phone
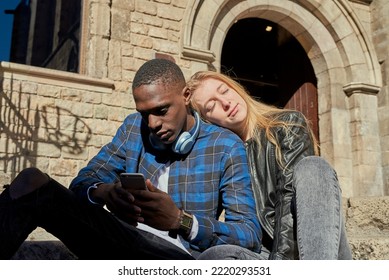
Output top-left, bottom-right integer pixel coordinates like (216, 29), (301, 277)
(119, 173), (181, 231)
(89, 177), (144, 226)
(118, 173), (181, 232)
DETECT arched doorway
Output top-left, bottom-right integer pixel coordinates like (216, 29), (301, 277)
(221, 18), (319, 143)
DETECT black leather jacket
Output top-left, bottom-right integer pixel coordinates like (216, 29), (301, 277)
(245, 111), (316, 260)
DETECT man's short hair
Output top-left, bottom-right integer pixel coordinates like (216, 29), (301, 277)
(132, 59), (185, 90)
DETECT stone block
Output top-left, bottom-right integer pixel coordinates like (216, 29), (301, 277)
(352, 164), (384, 196)
(346, 196), (389, 237)
(131, 12), (163, 27)
(164, 19), (181, 32)
(0, 172), (11, 188)
(149, 26), (168, 39)
(135, 0), (157, 15)
(172, 0), (186, 9)
(111, 8), (132, 42)
(62, 146), (89, 161)
(349, 237), (389, 260)
(85, 119), (121, 136)
(56, 99), (94, 118)
(131, 22), (149, 36)
(331, 11), (354, 40)
(36, 143), (61, 158)
(108, 40), (123, 81)
(11, 241), (77, 260)
(85, 36), (109, 78)
(158, 5), (184, 21)
(131, 34), (153, 49)
(154, 39), (179, 54)
(112, 0), (135, 10)
(133, 47), (155, 60)
(21, 82), (38, 94)
(49, 159), (79, 177)
(89, 2), (111, 37)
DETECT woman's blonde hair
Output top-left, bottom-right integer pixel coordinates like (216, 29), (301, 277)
(187, 71), (319, 168)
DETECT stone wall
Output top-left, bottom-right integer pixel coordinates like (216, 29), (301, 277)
(371, 0), (389, 194)
(0, 62), (129, 187)
(82, 0), (188, 85)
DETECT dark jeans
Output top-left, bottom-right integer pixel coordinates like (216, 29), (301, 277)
(0, 179), (194, 260)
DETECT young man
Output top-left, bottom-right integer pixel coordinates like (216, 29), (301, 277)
(0, 59), (261, 259)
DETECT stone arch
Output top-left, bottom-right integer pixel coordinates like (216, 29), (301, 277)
(181, 0), (381, 87)
(181, 0), (384, 197)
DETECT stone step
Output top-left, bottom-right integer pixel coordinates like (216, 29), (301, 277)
(13, 196), (389, 260)
(348, 236), (389, 260)
(346, 196), (389, 237)
(11, 241), (76, 260)
(345, 196), (389, 260)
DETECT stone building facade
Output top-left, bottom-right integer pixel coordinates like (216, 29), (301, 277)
(1, 0), (388, 259)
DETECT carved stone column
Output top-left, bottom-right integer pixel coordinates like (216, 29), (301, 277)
(344, 82), (383, 196)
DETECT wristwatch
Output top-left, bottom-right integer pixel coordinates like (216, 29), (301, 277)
(169, 209), (193, 239)
(178, 209), (193, 237)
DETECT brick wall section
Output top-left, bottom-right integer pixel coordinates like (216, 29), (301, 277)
(84, 0), (188, 88)
(0, 62), (130, 188)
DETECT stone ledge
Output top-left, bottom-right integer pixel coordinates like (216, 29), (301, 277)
(349, 237), (389, 260)
(11, 241), (77, 260)
(346, 196), (389, 237)
(11, 196), (389, 260)
(0, 61), (114, 93)
(12, 236), (389, 260)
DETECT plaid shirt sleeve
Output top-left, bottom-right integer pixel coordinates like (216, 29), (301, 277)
(69, 114), (143, 201)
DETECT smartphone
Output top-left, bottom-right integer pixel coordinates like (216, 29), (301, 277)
(120, 173), (147, 191)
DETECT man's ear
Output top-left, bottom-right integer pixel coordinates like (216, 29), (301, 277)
(182, 86), (192, 105)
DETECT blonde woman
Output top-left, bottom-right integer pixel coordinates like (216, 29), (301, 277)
(187, 71), (352, 260)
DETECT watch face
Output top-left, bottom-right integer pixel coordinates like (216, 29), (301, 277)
(180, 211), (193, 231)
(182, 215), (192, 228)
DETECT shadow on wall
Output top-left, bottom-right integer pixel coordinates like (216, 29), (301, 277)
(0, 75), (92, 182)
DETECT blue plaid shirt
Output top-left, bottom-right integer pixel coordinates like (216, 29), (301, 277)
(70, 112), (261, 253)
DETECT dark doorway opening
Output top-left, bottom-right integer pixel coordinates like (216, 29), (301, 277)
(221, 18), (319, 142)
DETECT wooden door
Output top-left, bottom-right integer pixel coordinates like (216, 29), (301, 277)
(284, 82), (319, 144)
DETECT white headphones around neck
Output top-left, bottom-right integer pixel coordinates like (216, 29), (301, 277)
(149, 112), (200, 154)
